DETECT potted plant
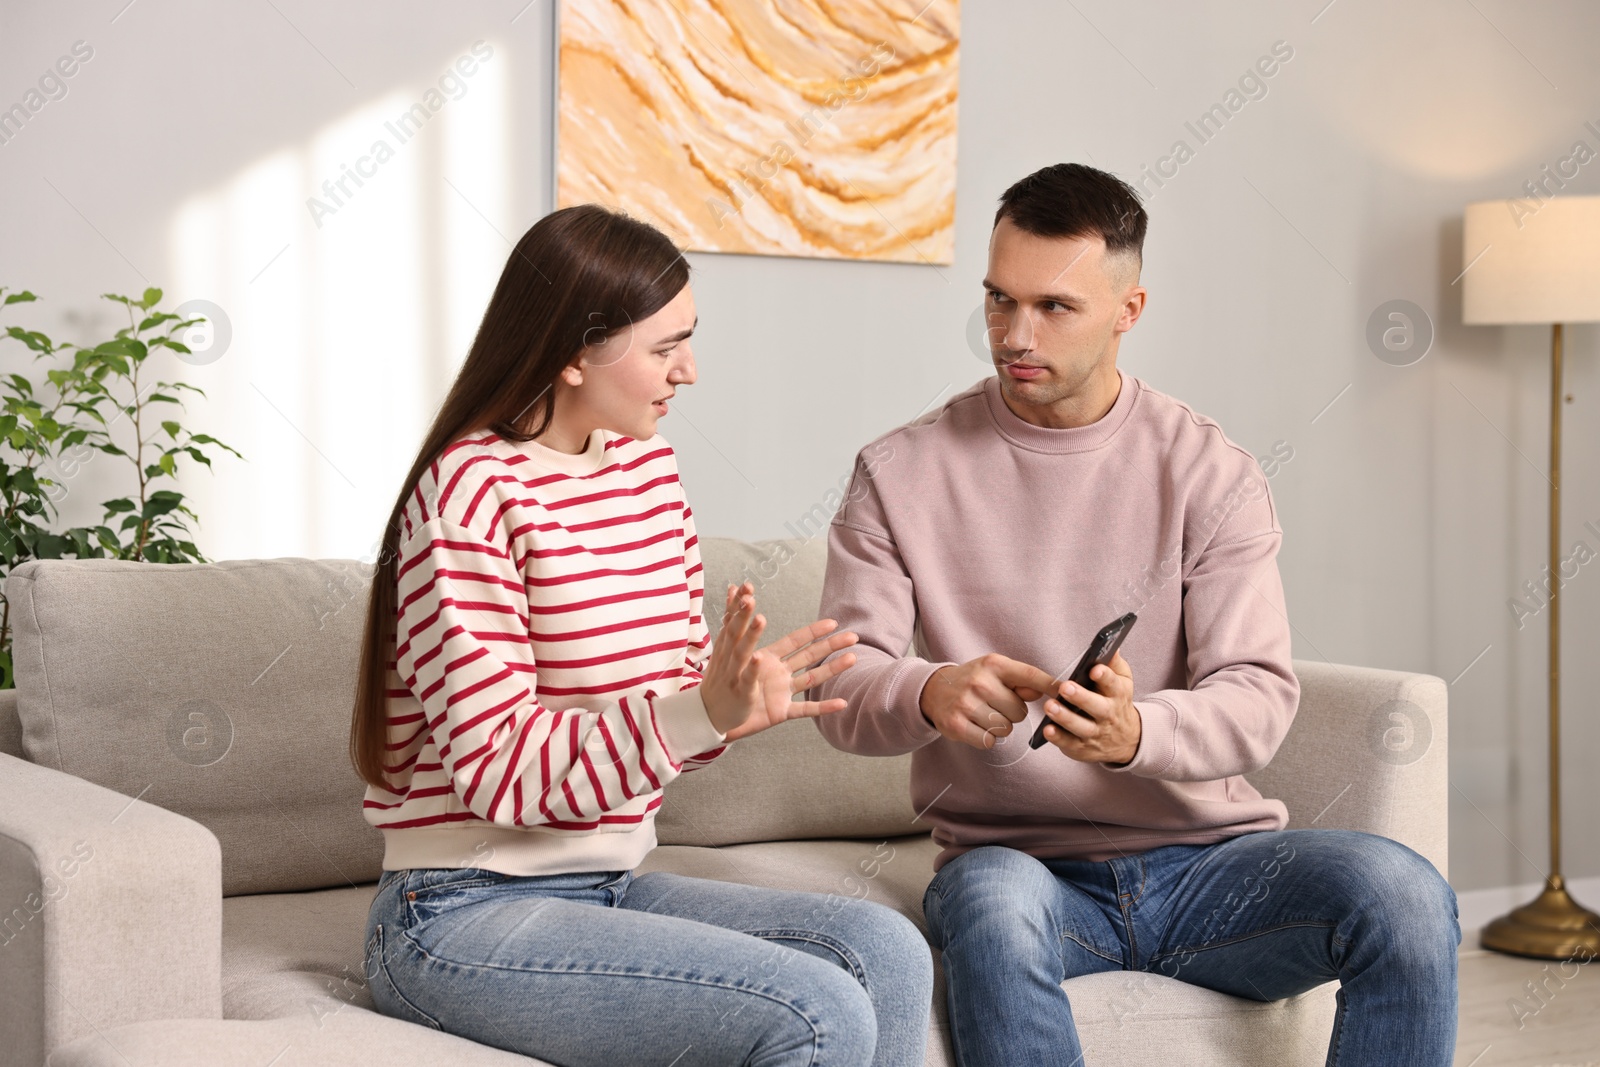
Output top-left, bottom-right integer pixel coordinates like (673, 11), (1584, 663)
(0, 286), (241, 688)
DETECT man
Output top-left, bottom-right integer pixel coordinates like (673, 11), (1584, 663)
(808, 163), (1459, 1065)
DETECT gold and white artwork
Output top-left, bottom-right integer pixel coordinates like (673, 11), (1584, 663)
(556, 0), (959, 264)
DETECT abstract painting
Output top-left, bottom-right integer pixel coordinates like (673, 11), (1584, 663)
(556, 0), (959, 264)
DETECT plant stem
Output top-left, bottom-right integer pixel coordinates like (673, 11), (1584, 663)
(125, 307), (149, 562)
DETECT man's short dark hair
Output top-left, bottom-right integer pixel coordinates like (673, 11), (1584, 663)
(994, 163), (1147, 275)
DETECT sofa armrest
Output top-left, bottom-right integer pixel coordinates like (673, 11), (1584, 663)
(1245, 660), (1449, 880)
(0, 751), (222, 1067)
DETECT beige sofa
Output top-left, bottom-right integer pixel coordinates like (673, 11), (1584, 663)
(0, 535), (1448, 1067)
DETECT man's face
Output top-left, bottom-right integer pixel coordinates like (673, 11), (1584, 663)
(980, 216), (1146, 411)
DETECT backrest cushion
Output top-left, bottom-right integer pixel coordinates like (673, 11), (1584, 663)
(0, 689), (22, 760)
(654, 537), (918, 846)
(7, 556), (383, 896)
(5, 537), (918, 894)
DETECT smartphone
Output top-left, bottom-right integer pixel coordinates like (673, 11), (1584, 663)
(1027, 613), (1138, 749)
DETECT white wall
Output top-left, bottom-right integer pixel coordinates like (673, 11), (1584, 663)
(2, 0), (1597, 895)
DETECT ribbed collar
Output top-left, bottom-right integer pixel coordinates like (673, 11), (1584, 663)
(514, 426), (611, 477)
(983, 366), (1139, 454)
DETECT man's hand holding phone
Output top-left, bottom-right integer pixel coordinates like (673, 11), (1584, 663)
(1036, 650), (1141, 766)
(917, 644), (1144, 766)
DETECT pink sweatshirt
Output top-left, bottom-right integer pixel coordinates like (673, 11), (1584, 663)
(811, 368), (1298, 870)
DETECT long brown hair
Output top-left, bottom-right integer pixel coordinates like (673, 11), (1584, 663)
(350, 204), (689, 790)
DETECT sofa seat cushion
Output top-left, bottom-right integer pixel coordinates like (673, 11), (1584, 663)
(222, 882), (380, 1023)
(46, 1014), (553, 1067)
(642, 837), (1338, 1066)
(215, 835), (1336, 1067)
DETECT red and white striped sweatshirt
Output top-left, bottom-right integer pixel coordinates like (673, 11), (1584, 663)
(362, 427), (729, 875)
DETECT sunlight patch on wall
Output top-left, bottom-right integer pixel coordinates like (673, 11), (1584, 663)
(165, 42), (512, 562)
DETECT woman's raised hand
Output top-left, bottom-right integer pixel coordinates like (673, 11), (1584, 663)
(698, 581), (859, 742)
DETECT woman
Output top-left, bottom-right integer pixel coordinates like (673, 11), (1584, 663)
(350, 204), (932, 1067)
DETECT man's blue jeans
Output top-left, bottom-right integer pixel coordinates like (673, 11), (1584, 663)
(365, 865), (932, 1066)
(923, 828), (1460, 1065)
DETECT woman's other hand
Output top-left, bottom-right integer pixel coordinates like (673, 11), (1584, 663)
(699, 581), (859, 742)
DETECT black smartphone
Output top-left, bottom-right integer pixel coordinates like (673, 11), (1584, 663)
(1027, 613), (1138, 749)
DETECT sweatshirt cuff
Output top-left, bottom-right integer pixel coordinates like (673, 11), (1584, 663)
(896, 660), (957, 746)
(1104, 698), (1177, 777)
(651, 686), (727, 764)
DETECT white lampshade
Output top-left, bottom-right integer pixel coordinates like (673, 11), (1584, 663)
(1462, 195), (1600, 325)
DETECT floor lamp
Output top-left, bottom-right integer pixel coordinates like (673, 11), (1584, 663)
(1463, 195), (1600, 960)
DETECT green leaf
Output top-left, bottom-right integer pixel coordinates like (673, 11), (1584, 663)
(137, 313), (179, 331)
(3, 291), (37, 306)
(4, 328), (53, 354)
(146, 393), (181, 405)
(140, 287), (162, 309)
(158, 453), (176, 476)
(95, 338), (147, 360)
(142, 492), (182, 519)
(102, 497), (136, 514)
(161, 420), (181, 440)
(33, 533), (66, 560)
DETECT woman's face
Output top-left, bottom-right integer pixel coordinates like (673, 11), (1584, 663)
(560, 284), (697, 447)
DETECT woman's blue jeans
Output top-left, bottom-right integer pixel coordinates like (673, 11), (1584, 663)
(923, 828), (1460, 1066)
(364, 865), (932, 1067)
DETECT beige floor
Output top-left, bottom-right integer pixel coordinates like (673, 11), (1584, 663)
(1456, 926), (1600, 1066)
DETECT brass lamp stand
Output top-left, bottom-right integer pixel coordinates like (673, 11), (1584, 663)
(1463, 196), (1600, 961)
(1479, 322), (1600, 959)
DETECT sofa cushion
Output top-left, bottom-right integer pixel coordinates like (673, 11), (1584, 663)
(656, 536), (919, 846)
(47, 1013), (551, 1067)
(0, 689), (21, 760)
(4, 538), (919, 895)
(210, 834), (1335, 1067)
(642, 837), (1338, 1066)
(6, 556), (384, 897)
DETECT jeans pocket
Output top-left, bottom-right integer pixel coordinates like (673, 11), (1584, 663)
(599, 868), (632, 903)
(362, 920), (391, 990)
(404, 867), (513, 926)
(367, 923), (443, 1032)
(413, 866), (514, 896)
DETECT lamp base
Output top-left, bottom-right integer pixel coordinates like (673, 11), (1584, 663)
(1480, 875), (1600, 960)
